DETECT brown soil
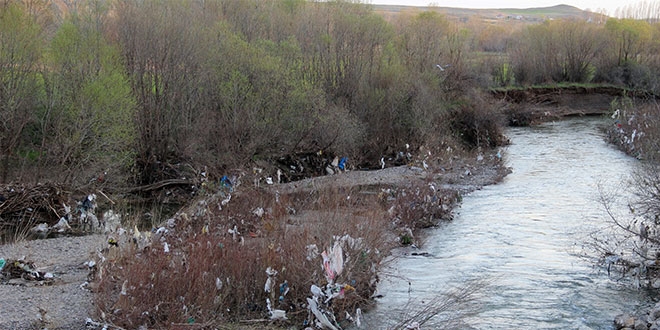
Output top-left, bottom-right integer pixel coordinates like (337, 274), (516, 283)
(494, 85), (631, 113)
(490, 86), (634, 126)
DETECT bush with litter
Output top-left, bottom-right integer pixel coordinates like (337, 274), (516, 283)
(93, 184), (391, 328)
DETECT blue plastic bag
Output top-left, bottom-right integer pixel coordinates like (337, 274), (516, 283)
(338, 157), (348, 171)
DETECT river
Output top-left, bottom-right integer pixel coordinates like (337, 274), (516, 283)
(366, 118), (656, 329)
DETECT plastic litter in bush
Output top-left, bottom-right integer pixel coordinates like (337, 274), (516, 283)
(265, 267), (278, 293)
(338, 157), (347, 171)
(266, 298), (287, 320)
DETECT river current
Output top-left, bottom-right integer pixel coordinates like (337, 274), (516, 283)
(366, 118), (656, 329)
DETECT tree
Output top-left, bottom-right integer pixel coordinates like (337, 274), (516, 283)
(204, 23), (356, 165)
(615, 1), (660, 21)
(396, 11), (450, 75)
(509, 22), (560, 84)
(556, 20), (605, 82)
(40, 7), (135, 183)
(289, 1), (392, 106)
(509, 20), (607, 84)
(114, 0), (212, 183)
(605, 18), (652, 66)
(0, 3), (42, 182)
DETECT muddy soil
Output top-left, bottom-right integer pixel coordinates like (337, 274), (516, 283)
(492, 86), (628, 126)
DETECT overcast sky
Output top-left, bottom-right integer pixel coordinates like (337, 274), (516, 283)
(367, 0), (643, 16)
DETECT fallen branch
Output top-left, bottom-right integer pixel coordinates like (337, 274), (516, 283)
(125, 179), (193, 193)
(96, 190), (115, 205)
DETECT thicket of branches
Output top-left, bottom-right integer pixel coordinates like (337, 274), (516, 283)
(585, 101), (660, 288)
(0, 0), (496, 188)
(2, 0), (660, 188)
(508, 17), (660, 90)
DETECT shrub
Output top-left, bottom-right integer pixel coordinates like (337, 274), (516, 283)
(95, 185), (393, 328)
(587, 101), (660, 288)
(385, 180), (460, 231)
(606, 99), (660, 160)
(450, 91), (507, 149)
(503, 103), (536, 127)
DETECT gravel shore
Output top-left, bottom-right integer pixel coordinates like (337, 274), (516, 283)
(0, 235), (105, 329)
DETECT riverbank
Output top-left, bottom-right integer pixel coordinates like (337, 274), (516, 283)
(0, 86), (628, 329)
(370, 117), (654, 329)
(0, 149), (509, 329)
(492, 85), (624, 126)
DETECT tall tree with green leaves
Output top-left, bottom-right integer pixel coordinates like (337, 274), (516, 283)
(0, 3), (42, 182)
(605, 18), (652, 66)
(41, 7), (135, 183)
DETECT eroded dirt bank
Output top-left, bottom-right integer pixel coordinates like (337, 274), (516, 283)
(492, 86), (641, 124)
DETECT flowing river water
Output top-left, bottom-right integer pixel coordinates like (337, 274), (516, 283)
(366, 117), (656, 329)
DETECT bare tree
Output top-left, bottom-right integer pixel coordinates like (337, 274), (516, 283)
(587, 103), (660, 288)
(557, 20), (607, 82)
(114, 0), (212, 183)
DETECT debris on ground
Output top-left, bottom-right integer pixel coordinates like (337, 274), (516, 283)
(0, 258), (55, 286)
(0, 183), (111, 240)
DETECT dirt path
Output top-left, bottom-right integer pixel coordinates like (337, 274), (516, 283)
(275, 158), (507, 195)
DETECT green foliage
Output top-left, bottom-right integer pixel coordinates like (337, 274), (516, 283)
(41, 15), (135, 181)
(605, 18), (652, 65)
(492, 63), (514, 87)
(0, 3), (43, 181)
(208, 25), (349, 163)
(16, 148), (42, 163)
(398, 11), (451, 74)
(400, 234), (413, 245)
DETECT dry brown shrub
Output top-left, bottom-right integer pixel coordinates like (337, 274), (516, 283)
(450, 92), (508, 149)
(95, 184), (394, 328)
(607, 100), (660, 161)
(379, 179), (460, 248)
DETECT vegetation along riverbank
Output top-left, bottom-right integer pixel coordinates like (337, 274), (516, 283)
(1, 0), (660, 329)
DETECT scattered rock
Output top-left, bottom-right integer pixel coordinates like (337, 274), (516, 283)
(636, 318), (649, 330)
(615, 313), (636, 329)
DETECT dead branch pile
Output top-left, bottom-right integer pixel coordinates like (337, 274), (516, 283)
(0, 183), (70, 232)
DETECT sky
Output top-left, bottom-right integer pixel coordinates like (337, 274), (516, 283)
(368, 0), (643, 16)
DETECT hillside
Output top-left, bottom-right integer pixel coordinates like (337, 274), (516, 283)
(373, 4), (606, 24)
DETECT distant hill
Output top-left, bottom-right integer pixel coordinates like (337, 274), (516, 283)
(372, 4), (606, 24)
